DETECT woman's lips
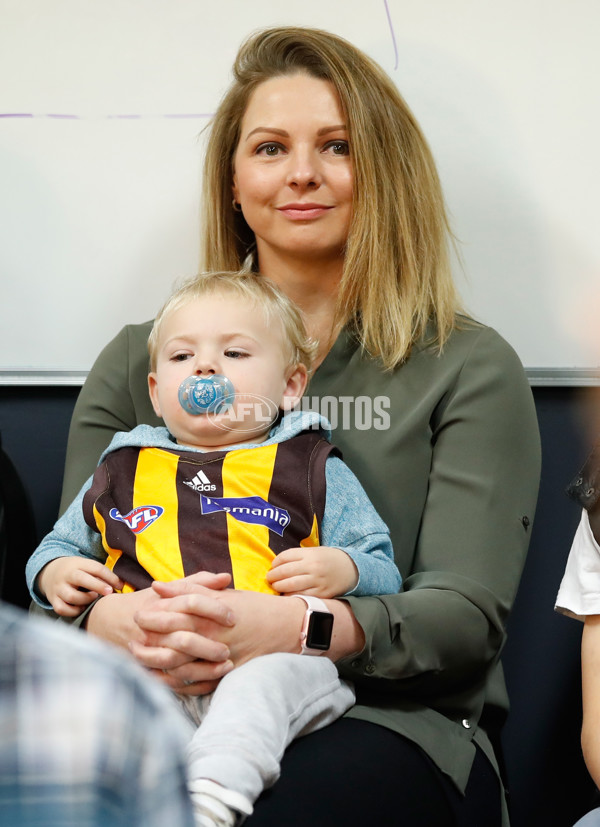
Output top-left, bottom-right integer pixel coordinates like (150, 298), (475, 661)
(277, 203), (333, 220)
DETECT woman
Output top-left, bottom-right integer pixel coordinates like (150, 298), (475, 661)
(53, 27), (540, 826)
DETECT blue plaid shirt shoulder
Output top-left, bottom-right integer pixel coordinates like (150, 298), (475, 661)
(0, 602), (195, 827)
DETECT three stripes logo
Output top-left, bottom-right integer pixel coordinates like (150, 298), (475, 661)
(184, 469), (217, 492)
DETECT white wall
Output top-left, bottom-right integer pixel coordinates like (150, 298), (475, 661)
(1, 0), (599, 379)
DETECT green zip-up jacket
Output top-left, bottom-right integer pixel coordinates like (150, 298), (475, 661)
(56, 318), (541, 818)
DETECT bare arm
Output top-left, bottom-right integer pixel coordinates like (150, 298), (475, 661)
(581, 615), (600, 787)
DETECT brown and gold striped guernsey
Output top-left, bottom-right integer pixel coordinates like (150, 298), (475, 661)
(82, 431), (337, 594)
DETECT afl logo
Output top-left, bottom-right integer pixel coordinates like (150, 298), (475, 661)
(109, 506), (164, 534)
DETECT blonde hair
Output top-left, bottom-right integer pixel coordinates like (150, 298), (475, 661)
(200, 26), (464, 369)
(148, 271), (317, 373)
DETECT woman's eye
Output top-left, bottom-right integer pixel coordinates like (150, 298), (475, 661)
(324, 140), (349, 156)
(256, 142), (284, 157)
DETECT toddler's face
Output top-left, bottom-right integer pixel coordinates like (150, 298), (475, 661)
(148, 292), (305, 448)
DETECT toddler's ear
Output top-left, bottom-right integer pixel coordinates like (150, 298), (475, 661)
(148, 373), (162, 417)
(281, 364), (308, 411)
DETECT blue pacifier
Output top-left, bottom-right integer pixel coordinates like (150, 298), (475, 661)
(178, 375), (235, 415)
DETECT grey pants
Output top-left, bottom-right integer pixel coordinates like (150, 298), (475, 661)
(574, 809), (600, 827)
(178, 652), (355, 803)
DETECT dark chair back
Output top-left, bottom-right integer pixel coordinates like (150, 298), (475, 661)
(0, 431), (37, 609)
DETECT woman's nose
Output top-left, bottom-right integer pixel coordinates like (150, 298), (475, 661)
(286, 151), (322, 189)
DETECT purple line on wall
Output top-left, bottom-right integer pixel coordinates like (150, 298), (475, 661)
(383, 0), (399, 70)
(0, 113), (213, 120)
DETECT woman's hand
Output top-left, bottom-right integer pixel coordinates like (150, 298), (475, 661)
(136, 577), (366, 690)
(86, 585), (163, 647)
(133, 578), (300, 693)
(129, 572), (239, 694)
(86, 571), (236, 694)
(89, 570), (365, 696)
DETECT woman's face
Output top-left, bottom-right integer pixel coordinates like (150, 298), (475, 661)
(232, 74), (353, 272)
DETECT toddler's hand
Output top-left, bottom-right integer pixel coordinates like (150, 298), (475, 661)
(267, 546), (358, 598)
(38, 557), (123, 617)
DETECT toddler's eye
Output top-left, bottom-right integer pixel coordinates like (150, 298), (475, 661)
(224, 350), (247, 359)
(171, 353), (191, 362)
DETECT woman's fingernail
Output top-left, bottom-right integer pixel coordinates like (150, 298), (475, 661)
(221, 660), (234, 675)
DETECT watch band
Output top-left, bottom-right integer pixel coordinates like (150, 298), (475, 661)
(296, 595), (334, 655)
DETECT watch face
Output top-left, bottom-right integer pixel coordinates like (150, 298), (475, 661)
(307, 611), (334, 650)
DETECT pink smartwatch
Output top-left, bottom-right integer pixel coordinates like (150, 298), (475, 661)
(296, 595), (334, 655)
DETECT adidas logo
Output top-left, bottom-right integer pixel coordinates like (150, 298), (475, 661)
(184, 469), (217, 492)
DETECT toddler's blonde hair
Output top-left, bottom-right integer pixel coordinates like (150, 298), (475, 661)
(148, 271), (317, 375)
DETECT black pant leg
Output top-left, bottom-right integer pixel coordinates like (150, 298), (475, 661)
(248, 718), (502, 827)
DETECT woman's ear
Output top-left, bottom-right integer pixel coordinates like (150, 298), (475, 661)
(280, 364), (308, 411)
(148, 373), (162, 418)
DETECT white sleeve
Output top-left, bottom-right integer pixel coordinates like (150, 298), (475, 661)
(555, 510), (600, 620)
